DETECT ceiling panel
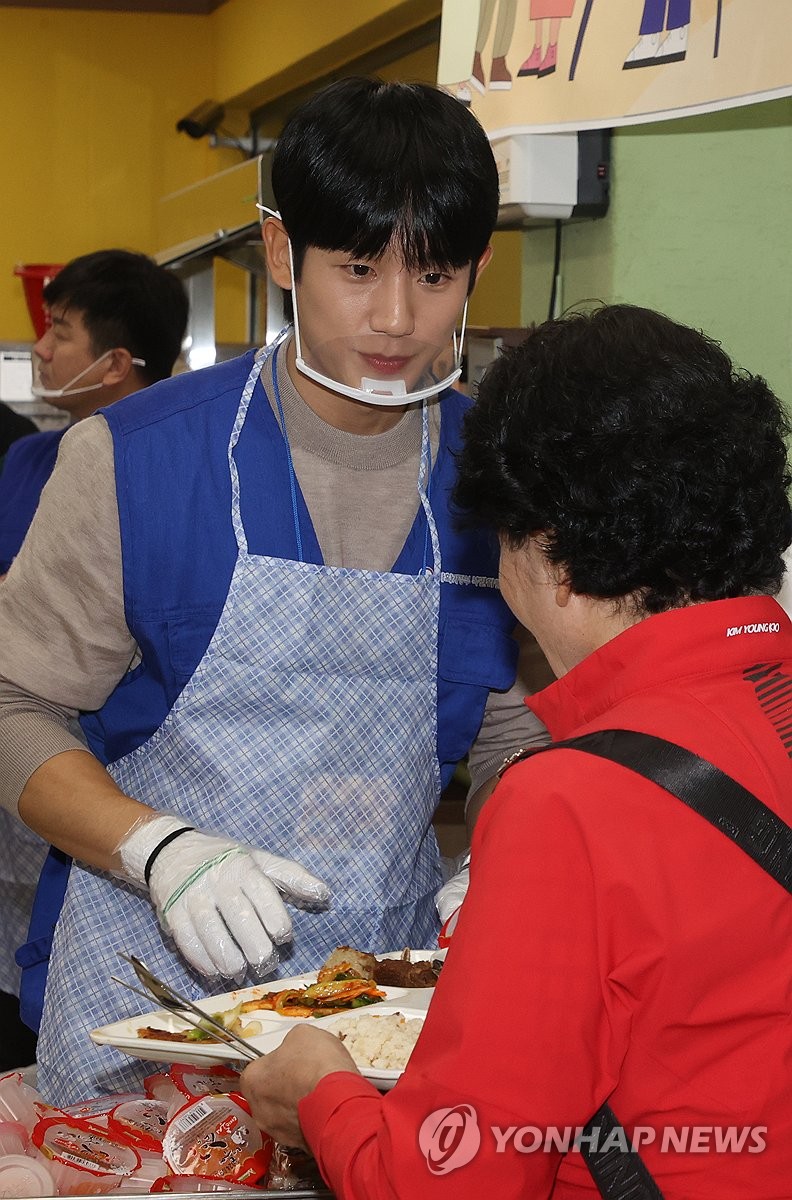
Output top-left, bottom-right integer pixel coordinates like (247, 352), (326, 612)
(0, 1), (226, 12)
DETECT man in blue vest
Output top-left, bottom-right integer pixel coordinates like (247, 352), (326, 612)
(0, 249), (188, 576)
(0, 400), (37, 1071)
(0, 250), (187, 1074)
(0, 78), (550, 1102)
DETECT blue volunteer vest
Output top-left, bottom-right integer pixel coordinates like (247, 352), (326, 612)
(18, 351), (518, 1028)
(0, 429), (67, 573)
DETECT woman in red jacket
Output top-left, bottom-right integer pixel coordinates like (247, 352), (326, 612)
(240, 304), (792, 1200)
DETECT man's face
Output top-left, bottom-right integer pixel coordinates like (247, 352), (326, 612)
(33, 304), (109, 419)
(292, 244), (475, 397)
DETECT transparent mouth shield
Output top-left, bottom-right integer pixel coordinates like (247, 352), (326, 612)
(292, 318), (468, 407)
(32, 350), (146, 399)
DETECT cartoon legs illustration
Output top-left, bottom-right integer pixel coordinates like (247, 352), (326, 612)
(471, 0), (518, 92)
(624, 0), (691, 70)
(438, 0), (481, 106)
(518, 1), (578, 79)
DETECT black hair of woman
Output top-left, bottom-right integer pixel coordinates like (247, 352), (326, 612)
(455, 304), (792, 613)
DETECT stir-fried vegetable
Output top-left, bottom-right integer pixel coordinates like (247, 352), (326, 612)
(138, 1001), (264, 1044)
(239, 978), (385, 1019)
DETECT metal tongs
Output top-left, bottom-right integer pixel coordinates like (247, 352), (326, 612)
(112, 952), (263, 1062)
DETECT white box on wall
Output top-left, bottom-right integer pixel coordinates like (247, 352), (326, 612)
(493, 133), (578, 221)
(0, 350), (33, 403)
(492, 130), (611, 228)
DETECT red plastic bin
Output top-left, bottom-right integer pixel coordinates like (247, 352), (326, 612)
(13, 263), (64, 339)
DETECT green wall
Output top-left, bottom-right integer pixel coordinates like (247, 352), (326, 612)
(522, 97), (792, 405)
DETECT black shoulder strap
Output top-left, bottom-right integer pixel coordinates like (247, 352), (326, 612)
(579, 1104), (665, 1200)
(545, 729), (792, 895)
(518, 728), (792, 1200)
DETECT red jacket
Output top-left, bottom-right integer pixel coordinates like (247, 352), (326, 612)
(300, 596), (792, 1199)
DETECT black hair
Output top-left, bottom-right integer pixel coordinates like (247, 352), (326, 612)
(43, 249), (188, 385)
(455, 304), (792, 613)
(272, 77), (499, 288)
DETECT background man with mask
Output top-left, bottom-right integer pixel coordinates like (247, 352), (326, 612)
(0, 248), (189, 576)
(0, 78), (549, 1102)
(0, 248), (187, 1072)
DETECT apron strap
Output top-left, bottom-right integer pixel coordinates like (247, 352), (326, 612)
(269, 341), (305, 562)
(418, 400), (441, 575)
(228, 334), (289, 556)
(230, 334), (441, 576)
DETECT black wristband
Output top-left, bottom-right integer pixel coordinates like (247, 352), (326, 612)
(144, 826), (194, 887)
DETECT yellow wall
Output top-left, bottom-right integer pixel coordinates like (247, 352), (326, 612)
(214, 0), (440, 107)
(0, 6), (220, 339)
(0, 0), (521, 341)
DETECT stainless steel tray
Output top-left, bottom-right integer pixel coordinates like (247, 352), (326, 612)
(66, 1193), (334, 1199)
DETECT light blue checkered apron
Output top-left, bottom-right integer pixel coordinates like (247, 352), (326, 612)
(37, 340), (444, 1101)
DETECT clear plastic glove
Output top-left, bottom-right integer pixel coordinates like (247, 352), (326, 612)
(119, 814), (330, 979)
(435, 865), (470, 925)
(435, 850), (470, 947)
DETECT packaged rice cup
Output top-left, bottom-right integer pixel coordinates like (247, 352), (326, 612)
(64, 1091), (146, 1128)
(0, 1072), (43, 1131)
(63, 1099), (145, 1123)
(144, 1072), (182, 1107)
(162, 1094), (272, 1183)
(32, 1113), (140, 1195)
(116, 1148), (168, 1193)
(0, 1153), (57, 1197)
(0, 1119), (30, 1156)
(107, 1098), (169, 1152)
(169, 1064), (241, 1101)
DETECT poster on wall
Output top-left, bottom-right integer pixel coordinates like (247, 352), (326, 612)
(437, 0), (792, 135)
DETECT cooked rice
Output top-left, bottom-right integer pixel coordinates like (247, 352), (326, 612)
(330, 1012), (423, 1070)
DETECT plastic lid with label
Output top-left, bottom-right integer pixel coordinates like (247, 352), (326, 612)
(107, 1098), (169, 1152)
(169, 1065), (241, 1100)
(33, 1113), (141, 1176)
(63, 1092), (145, 1127)
(162, 1093), (272, 1183)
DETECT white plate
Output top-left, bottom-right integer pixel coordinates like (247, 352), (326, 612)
(92, 955), (439, 1071)
(91, 972), (311, 1067)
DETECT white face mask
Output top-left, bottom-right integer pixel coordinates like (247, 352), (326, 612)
(31, 349), (146, 399)
(260, 205), (469, 407)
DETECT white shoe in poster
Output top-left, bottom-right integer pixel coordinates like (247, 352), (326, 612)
(655, 24), (689, 63)
(623, 32), (661, 70)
